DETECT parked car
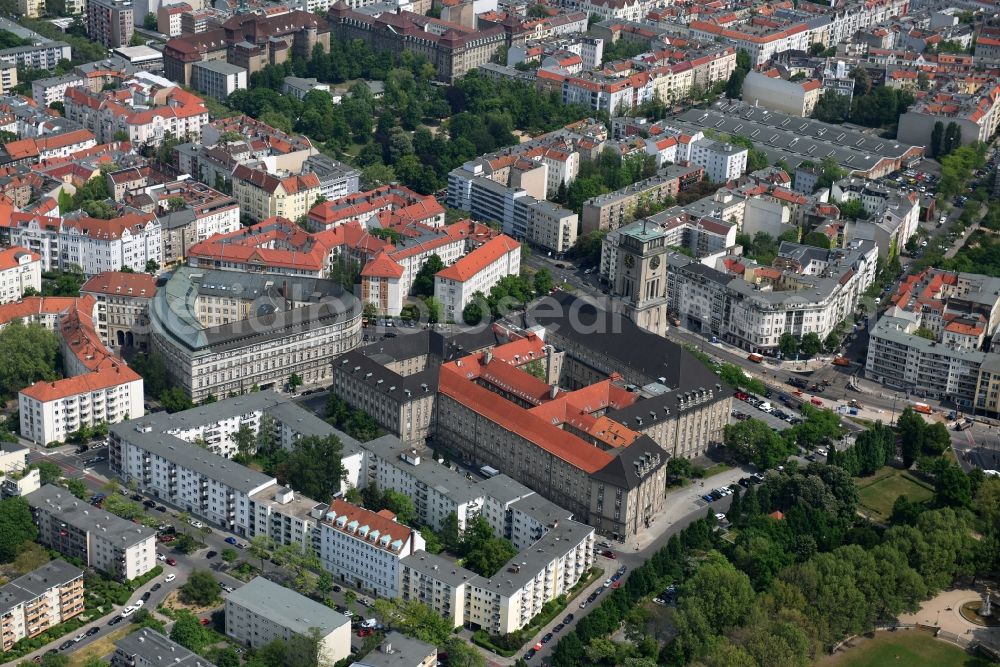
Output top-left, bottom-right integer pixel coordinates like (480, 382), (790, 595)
(108, 616), (123, 626)
(206, 550), (217, 559)
(59, 640), (76, 651)
(141, 592), (151, 602)
(155, 505), (167, 512)
(357, 628), (374, 637)
(542, 632), (553, 644)
(86, 627), (100, 637)
(600, 549), (617, 559)
(563, 614), (574, 624)
(189, 519), (204, 529)
(165, 557), (177, 566)
(225, 537), (238, 545)
(151, 583), (161, 592)
(553, 623), (564, 632)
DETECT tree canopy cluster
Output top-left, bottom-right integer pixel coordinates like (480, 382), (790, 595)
(325, 393), (382, 441)
(0, 321), (61, 402)
(812, 75), (914, 131)
(225, 45), (591, 196)
(552, 453), (995, 667)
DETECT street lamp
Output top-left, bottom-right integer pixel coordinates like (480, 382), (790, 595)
(890, 392), (901, 426)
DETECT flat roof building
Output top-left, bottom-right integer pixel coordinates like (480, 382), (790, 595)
(225, 577), (351, 664)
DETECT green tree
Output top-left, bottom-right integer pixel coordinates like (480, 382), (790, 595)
(170, 610), (214, 652)
(277, 434), (347, 500)
(799, 332), (823, 356)
(895, 407), (924, 467)
(779, 333), (799, 358)
(160, 386), (193, 413)
(143, 12), (157, 29)
(180, 569), (220, 606)
(288, 373), (303, 392)
(229, 423), (256, 457)
(372, 598), (454, 645)
(412, 254), (444, 297)
(0, 498), (38, 563)
(220, 548), (238, 562)
(30, 460), (63, 485)
(0, 320), (61, 401)
(445, 636), (486, 667)
(930, 121), (944, 158)
(533, 268), (553, 296)
(724, 419), (791, 469)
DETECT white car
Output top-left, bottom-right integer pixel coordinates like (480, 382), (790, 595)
(157, 553), (166, 561)
(361, 618), (378, 629)
(134, 599), (144, 608)
(190, 519), (204, 529)
(715, 513), (727, 522)
(120, 606), (136, 618)
(164, 574), (176, 583)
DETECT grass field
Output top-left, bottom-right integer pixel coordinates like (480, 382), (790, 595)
(857, 468), (934, 521)
(817, 630), (994, 667)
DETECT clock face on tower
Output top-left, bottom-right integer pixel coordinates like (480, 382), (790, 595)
(650, 255), (661, 270)
(624, 254), (635, 268)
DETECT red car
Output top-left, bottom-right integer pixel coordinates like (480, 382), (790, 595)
(357, 628), (373, 637)
(734, 391), (749, 401)
(159, 535), (176, 543)
(200, 618), (211, 626)
(166, 558), (177, 566)
(600, 550), (617, 559)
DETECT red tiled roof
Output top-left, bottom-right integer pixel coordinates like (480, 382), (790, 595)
(436, 235), (519, 283)
(360, 250), (404, 279)
(324, 498), (415, 553)
(80, 272), (157, 298)
(20, 362), (140, 403)
(0, 246), (39, 271)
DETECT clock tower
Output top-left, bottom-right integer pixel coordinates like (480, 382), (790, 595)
(612, 220), (669, 335)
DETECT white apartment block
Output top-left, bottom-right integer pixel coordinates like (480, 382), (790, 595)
(113, 629), (215, 667)
(319, 499), (425, 598)
(32, 74), (86, 109)
(0, 41), (72, 71)
(0, 246), (40, 304)
(666, 240), (878, 352)
(27, 485), (157, 581)
(19, 365), (145, 445)
(3, 211), (163, 275)
(434, 235), (520, 322)
(226, 577), (351, 664)
(689, 139), (748, 183)
(0, 561), (85, 651)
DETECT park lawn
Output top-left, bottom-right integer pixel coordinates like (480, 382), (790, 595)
(817, 630), (993, 667)
(857, 468), (934, 521)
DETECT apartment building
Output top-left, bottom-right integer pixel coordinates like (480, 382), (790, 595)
(0, 208), (162, 276)
(399, 552), (472, 629)
(32, 74), (87, 109)
(19, 295), (145, 445)
(191, 61), (246, 101)
(0, 442), (40, 498)
(319, 499), (425, 598)
(151, 181), (240, 264)
(20, 363), (144, 445)
(86, 0), (135, 48)
(434, 235), (520, 321)
(232, 166), (322, 224)
(664, 240), (878, 353)
(690, 139), (748, 184)
(867, 314), (988, 408)
(0, 561), (85, 651)
(225, 577), (350, 664)
(64, 81), (208, 148)
(0, 41), (72, 71)
(80, 272), (157, 351)
(362, 436), (485, 531)
(156, 2), (189, 37)
(187, 217), (333, 279)
(27, 485), (157, 581)
(1, 129), (98, 165)
(17, 0), (45, 18)
(580, 164), (704, 234)
(306, 185), (444, 232)
(0, 247), (40, 305)
(148, 268), (362, 401)
(112, 628), (216, 667)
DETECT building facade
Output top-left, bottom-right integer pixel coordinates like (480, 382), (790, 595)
(0, 561), (84, 651)
(0, 246), (40, 304)
(27, 485), (157, 581)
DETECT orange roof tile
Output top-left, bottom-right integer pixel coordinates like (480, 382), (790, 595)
(20, 362), (140, 402)
(435, 235), (519, 283)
